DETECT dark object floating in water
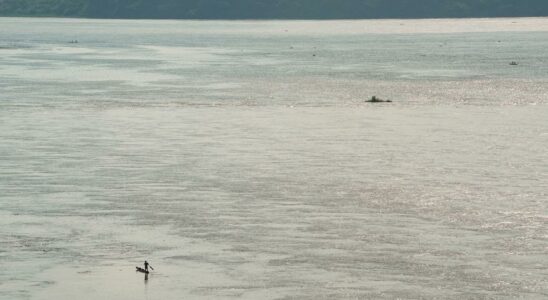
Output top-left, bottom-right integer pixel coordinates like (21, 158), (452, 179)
(366, 96), (392, 103)
(509, 61), (518, 65)
(69, 40), (78, 44)
(136, 267), (149, 274)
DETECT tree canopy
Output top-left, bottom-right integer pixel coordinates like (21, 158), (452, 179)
(1, 0), (548, 19)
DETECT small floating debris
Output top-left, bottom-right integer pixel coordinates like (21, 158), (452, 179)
(365, 96), (392, 103)
(69, 40), (78, 44)
(509, 61), (518, 66)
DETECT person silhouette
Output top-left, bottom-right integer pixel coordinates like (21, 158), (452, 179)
(144, 261), (154, 272)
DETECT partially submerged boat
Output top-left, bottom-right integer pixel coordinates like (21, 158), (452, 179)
(365, 96), (392, 103)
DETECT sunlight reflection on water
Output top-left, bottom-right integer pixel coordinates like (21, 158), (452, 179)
(1, 17), (547, 300)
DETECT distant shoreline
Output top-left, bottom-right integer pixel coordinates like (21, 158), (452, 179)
(2, 0), (548, 21)
(1, 15), (548, 21)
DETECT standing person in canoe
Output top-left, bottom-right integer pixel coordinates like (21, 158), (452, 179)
(136, 260), (154, 273)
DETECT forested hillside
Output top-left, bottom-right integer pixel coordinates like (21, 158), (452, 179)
(1, 0), (548, 19)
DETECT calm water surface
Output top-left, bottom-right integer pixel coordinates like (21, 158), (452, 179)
(0, 17), (547, 299)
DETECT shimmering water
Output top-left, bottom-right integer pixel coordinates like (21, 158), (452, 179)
(0, 17), (547, 299)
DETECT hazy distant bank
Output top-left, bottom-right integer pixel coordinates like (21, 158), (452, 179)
(1, 0), (548, 19)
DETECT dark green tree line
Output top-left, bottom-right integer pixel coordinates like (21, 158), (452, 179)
(1, 0), (547, 19)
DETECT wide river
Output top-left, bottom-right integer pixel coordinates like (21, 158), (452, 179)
(1, 17), (547, 299)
